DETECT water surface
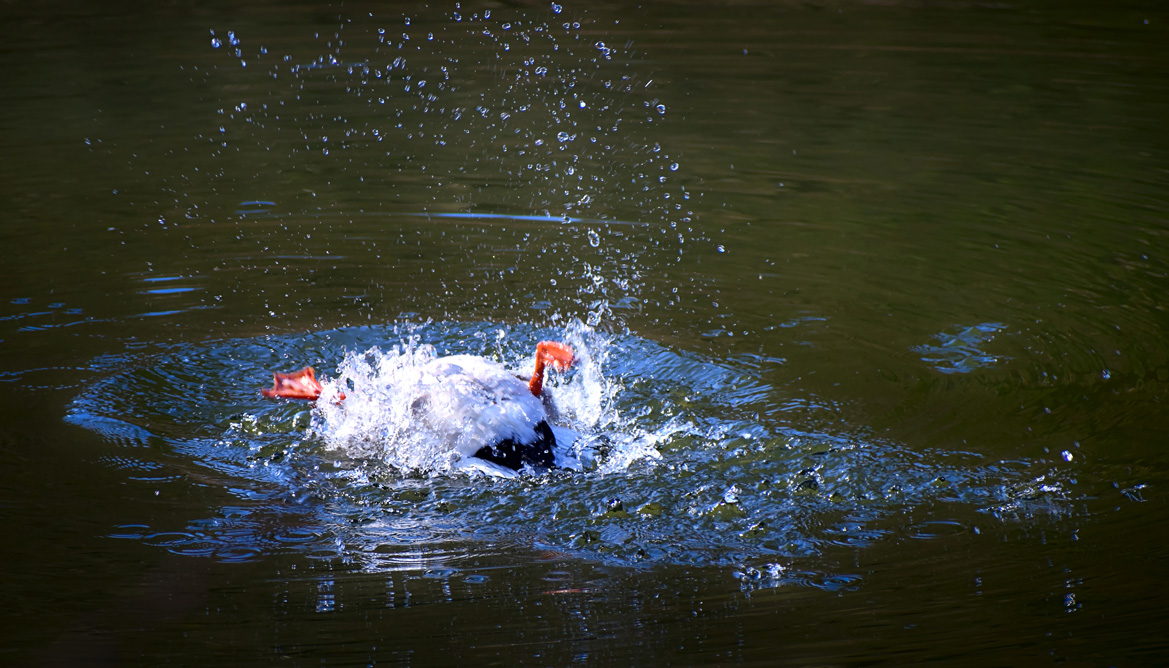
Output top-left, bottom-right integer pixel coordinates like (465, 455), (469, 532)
(2, 0), (1167, 665)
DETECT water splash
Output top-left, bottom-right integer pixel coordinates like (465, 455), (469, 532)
(188, 5), (700, 326)
(307, 320), (661, 477)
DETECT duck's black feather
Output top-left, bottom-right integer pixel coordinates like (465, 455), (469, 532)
(472, 420), (557, 470)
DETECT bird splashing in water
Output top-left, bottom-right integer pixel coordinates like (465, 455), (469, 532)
(262, 341), (579, 476)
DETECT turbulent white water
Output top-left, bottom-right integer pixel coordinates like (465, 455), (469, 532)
(310, 321), (662, 476)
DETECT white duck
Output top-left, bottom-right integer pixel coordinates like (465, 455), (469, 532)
(262, 341), (576, 472)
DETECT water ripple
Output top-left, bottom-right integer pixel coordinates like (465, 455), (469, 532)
(66, 321), (1075, 580)
(914, 322), (1008, 374)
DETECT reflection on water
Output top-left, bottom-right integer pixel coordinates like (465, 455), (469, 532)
(914, 322), (1007, 374)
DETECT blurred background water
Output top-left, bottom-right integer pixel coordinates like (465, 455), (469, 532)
(1, 0), (1167, 665)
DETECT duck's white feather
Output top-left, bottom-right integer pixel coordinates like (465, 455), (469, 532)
(409, 355), (548, 460)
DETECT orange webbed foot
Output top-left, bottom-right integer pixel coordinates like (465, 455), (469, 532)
(261, 366), (324, 400)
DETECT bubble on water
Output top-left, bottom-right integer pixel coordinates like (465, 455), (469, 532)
(1101, 369), (1111, 380)
(656, 104), (666, 114)
(717, 245), (726, 253)
(551, 2), (563, 13)
(1062, 450), (1073, 462)
(587, 229), (600, 247)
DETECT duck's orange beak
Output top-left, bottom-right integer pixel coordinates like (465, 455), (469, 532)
(261, 366), (324, 400)
(540, 341), (576, 372)
(529, 341), (575, 396)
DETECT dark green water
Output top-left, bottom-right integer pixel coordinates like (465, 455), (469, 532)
(2, 1), (1167, 665)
